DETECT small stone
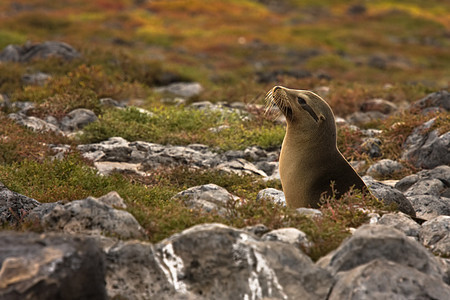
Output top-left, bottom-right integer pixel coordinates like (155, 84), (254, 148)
(172, 184), (240, 214)
(346, 111), (387, 125)
(208, 125), (230, 133)
(21, 72), (51, 86)
(296, 208), (322, 217)
(216, 158), (267, 177)
(360, 98), (397, 114)
(99, 97), (125, 108)
(155, 82), (203, 98)
(60, 108), (98, 131)
(360, 138), (382, 158)
(256, 188), (286, 206)
(366, 159), (404, 179)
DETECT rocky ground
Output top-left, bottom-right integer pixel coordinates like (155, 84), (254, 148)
(0, 41), (449, 299)
(0, 0), (449, 298)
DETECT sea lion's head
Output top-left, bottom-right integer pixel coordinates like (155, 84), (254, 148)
(265, 86), (336, 134)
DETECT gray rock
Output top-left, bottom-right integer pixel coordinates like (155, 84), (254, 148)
(256, 188), (286, 206)
(155, 82), (203, 98)
(0, 231), (106, 299)
(404, 179), (445, 197)
(366, 159), (404, 179)
(346, 111), (387, 125)
(377, 212), (421, 239)
(223, 149), (246, 160)
(0, 41), (80, 62)
(188, 100), (214, 110)
(411, 90), (450, 112)
(402, 118), (450, 169)
(0, 182), (40, 225)
(261, 228), (311, 250)
(243, 224), (270, 237)
(40, 197), (147, 239)
(317, 225), (446, 282)
(172, 184), (239, 214)
(8, 113), (62, 133)
(92, 191), (127, 209)
(363, 176), (416, 217)
(360, 137), (382, 158)
(154, 223), (333, 299)
(395, 174), (420, 192)
(208, 124), (230, 133)
(329, 259), (450, 300)
(104, 240), (176, 300)
(360, 98), (397, 114)
(78, 138), (275, 177)
(216, 158), (267, 176)
(407, 195), (450, 220)
(60, 108), (98, 131)
(419, 216), (450, 256)
(296, 208), (323, 217)
(94, 162), (145, 176)
(255, 161), (277, 176)
(395, 165), (450, 197)
(244, 146), (267, 161)
(99, 97), (126, 108)
(21, 72), (51, 86)
(11, 101), (35, 113)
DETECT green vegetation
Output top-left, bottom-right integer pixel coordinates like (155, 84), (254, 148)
(79, 106), (285, 150)
(0, 0), (448, 259)
(0, 154), (391, 260)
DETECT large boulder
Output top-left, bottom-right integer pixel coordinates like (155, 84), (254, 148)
(104, 240), (176, 300)
(328, 259), (450, 300)
(317, 225), (447, 283)
(0, 231), (106, 300)
(154, 223), (333, 299)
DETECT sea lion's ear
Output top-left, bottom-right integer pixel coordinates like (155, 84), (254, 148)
(318, 115), (326, 122)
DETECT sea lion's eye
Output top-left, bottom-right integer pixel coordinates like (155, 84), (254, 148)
(297, 96), (319, 122)
(297, 97), (307, 105)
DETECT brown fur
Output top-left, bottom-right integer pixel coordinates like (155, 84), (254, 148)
(265, 86), (367, 208)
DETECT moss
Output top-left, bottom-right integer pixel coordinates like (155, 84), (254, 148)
(79, 106), (285, 150)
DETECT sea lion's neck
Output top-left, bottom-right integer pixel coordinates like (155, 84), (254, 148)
(283, 124), (337, 154)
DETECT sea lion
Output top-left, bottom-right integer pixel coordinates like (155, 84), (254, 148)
(265, 86), (367, 208)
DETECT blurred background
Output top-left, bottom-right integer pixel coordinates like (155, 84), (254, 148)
(0, 0), (449, 116)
